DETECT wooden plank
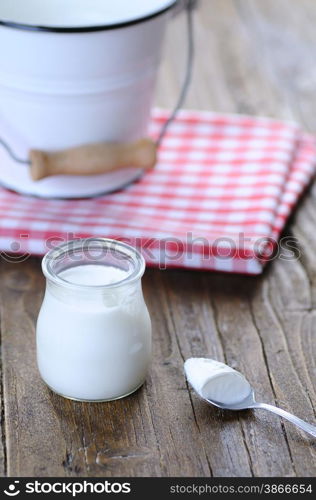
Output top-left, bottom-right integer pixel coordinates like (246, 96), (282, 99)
(252, 259), (316, 476)
(0, 271), (5, 476)
(233, 0), (316, 474)
(0, 259), (67, 476)
(157, 270), (254, 477)
(204, 273), (296, 477)
(162, 267), (297, 477)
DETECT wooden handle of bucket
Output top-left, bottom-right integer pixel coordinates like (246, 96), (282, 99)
(29, 138), (157, 181)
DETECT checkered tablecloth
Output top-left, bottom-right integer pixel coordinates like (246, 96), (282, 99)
(0, 109), (315, 274)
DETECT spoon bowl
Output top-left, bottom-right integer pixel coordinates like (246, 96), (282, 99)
(201, 389), (256, 411)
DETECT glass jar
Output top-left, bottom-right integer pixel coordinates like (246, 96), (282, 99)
(36, 238), (152, 402)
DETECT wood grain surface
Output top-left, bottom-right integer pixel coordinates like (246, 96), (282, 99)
(1, 0), (316, 477)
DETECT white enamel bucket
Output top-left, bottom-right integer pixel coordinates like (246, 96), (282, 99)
(0, 0), (179, 198)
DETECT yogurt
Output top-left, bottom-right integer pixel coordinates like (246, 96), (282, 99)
(60, 264), (127, 286)
(184, 358), (251, 405)
(36, 242), (151, 402)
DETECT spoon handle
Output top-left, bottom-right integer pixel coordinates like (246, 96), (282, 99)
(254, 403), (316, 438)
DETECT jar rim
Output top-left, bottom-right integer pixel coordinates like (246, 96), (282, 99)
(42, 238), (146, 290)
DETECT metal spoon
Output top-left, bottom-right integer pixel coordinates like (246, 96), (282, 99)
(200, 389), (316, 438)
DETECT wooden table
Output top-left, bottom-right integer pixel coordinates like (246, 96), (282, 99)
(1, 0), (316, 477)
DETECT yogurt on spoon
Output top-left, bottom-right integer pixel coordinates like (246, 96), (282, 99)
(184, 358), (251, 405)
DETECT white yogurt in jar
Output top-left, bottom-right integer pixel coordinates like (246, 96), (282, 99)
(37, 261), (151, 402)
(184, 358), (251, 405)
(60, 264), (127, 286)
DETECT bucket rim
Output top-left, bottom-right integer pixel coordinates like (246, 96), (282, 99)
(0, 0), (177, 33)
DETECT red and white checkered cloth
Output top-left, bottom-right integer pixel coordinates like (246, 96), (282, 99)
(0, 109), (316, 274)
